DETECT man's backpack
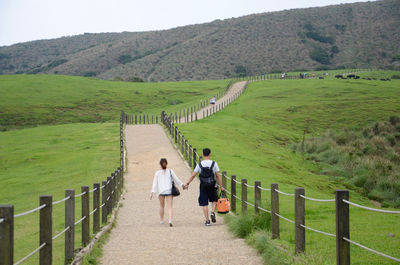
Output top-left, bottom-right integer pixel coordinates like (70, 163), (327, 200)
(199, 161), (216, 188)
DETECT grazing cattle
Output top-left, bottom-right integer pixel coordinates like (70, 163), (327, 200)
(335, 74), (344, 79)
(354, 76), (360, 79)
(319, 77), (324, 79)
(347, 74), (356, 79)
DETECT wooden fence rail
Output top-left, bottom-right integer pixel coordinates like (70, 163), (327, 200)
(159, 107), (400, 265)
(0, 112), (127, 265)
(233, 68), (372, 82)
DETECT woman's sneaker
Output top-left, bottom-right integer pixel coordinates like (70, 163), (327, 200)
(210, 212), (216, 223)
(205, 220), (211, 226)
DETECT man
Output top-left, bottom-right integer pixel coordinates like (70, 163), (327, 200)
(186, 148), (225, 226)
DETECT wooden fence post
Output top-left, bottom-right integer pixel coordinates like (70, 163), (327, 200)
(255, 181), (261, 214)
(81, 186), (90, 246)
(93, 183), (100, 233)
(175, 127), (178, 144)
(181, 136), (184, 154)
(65, 190), (74, 264)
(106, 176), (112, 215)
(189, 145), (192, 167)
(336, 190), (350, 265)
(40, 195), (52, 265)
(222, 171), (227, 190)
(241, 179), (247, 215)
(271, 183), (279, 239)
(185, 139), (188, 159)
(231, 175), (237, 212)
(101, 181), (107, 224)
(0, 205), (14, 265)
(193, 148), (197, 170)
(295, 187), (305, 254)
(110, 173), (116, 207)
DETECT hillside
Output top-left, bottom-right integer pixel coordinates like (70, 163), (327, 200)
(177, 73), (400, 264)
(0, 0), (399, 81)
(0, 75), (229, 130)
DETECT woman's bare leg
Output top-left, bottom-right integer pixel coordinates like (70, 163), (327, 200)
(166, 196), (173, 223)
(159, 195), (165, 222)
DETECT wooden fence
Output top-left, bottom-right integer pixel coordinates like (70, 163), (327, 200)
(160, 111), (400, 265)
(0, 113), (126, 265)
(123, 80), (233, 126)
(233, 68), (371, 82)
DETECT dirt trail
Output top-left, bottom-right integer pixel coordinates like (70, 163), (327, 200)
(178, 81), (247, 123)
(100, 82), (261, 265)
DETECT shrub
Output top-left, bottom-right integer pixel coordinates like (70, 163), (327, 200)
(118, 54), (133, 64)
(392, 74), (400, 79)
(113, 76), (124, 81)
(310, 47), (331, 65)
(83, 71), (97, 77)
(295, 116), (400, 207)
(234, 65), (247, 77)
(305, 31), (334, 44)
(126, 76), (144, 82)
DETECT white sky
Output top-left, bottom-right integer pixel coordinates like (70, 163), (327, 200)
(0, 0), (370, 46)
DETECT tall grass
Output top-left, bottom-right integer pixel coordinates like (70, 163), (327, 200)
(293, 116), (400, 207)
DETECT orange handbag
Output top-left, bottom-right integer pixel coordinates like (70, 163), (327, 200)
(217, 191), (230, 214)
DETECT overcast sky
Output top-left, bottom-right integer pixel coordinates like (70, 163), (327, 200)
(0, 0), (370, 46)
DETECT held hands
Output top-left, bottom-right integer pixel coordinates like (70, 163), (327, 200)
(150, 192), (154, 200)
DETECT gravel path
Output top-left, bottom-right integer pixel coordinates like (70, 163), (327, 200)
(100, 82), (261, 265)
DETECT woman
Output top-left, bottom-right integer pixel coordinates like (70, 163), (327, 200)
(150, 158), (185, 227)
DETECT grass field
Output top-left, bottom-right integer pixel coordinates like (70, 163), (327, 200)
(0, 74), (230, 129)
(0, 74), (231, 264)
(177, 74), (400, 264)
(0, 123), (119, 264)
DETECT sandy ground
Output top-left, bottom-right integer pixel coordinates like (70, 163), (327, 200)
(100, 82), (262, 265)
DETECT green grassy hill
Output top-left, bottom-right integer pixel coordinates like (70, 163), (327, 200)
(177, 73), (400, 264)
(0, 123), (119, 264)
(0, 74), (230, 263)
(0, 74), (229, 129)
(1, 0), (399, 81)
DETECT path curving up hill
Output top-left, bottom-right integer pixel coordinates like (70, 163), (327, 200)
(100, 82), (262, 265)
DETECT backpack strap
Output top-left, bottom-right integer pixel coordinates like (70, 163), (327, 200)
(198, 162), (203, 170)
(210, 161), (215, 170)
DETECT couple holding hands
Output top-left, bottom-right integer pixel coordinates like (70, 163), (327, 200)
(150, 148), (225, 227)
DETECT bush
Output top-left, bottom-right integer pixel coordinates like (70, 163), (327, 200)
(118, 54), (133, 64)
(310, 47), (331, 65)
(392, 74), (400, 79)
(295, 116), (400, 207)
(83, 71), (97, 77)
(305, 31), (334, 44)
(126, 76), (144, 82)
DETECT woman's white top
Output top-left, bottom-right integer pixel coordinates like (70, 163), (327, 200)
(151, 169), (183, 196)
